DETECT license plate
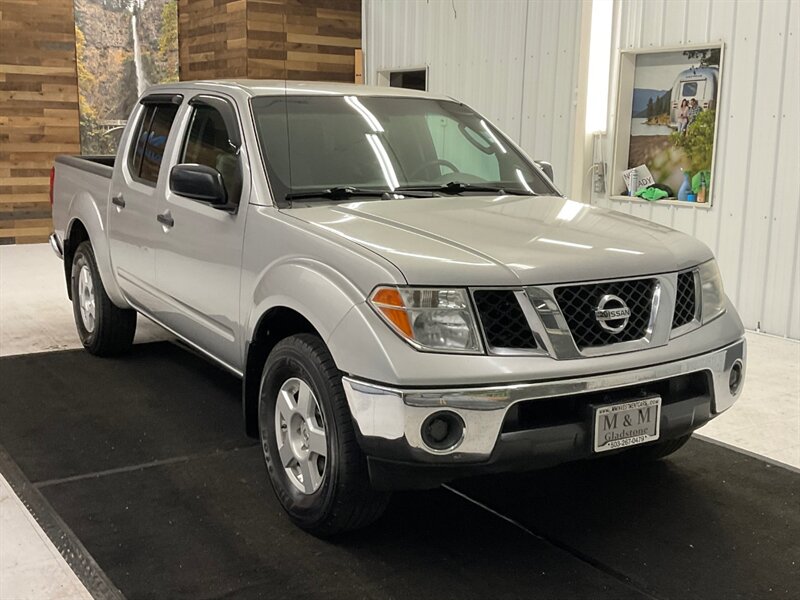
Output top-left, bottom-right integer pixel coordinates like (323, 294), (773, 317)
(592, 396), (661, 453)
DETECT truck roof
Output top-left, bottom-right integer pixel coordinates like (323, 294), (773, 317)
(144, 80), (453, 101)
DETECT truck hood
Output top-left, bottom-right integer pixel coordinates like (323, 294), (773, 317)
(288, 195), (713, 286)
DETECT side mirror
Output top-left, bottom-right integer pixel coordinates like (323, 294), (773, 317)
(170, 164), (231, 210)
(534, 160), (554, 182)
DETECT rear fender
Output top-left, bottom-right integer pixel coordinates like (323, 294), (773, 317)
(66, 192), (128, 307)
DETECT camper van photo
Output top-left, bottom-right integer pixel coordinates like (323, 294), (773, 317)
(626, 46), (722, 202)
(669, 66), (719, 128)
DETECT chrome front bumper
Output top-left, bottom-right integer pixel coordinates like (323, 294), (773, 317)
(342, 338), (746, 462)
(49, 233), (64, 259)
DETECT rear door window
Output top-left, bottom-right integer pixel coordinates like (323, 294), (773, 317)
(128, 105), (156, 178)
(128, 103), (180, 185)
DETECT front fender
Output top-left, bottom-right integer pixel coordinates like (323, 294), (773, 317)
(66, 193), (128, 307)
(246, 257), (367, 348)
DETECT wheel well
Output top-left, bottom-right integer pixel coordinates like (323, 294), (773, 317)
(63, 220), (89, 299)
(242, 307), (321, 438)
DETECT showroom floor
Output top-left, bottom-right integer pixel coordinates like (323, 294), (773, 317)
(1, 243), (798, 599)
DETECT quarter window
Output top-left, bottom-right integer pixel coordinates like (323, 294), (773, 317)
(128, 103), (179, 185)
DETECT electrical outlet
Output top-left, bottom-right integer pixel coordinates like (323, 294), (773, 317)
(593, 162), (606, 194)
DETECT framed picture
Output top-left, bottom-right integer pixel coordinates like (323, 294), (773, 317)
(74, 0), (179, 156)
(610, 43), (724, 207)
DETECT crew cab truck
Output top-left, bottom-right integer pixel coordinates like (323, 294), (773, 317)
(51, 81), (746, 535)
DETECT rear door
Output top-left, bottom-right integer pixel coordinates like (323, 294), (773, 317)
(108, 95), (182, 307)
(153, 93), (249, 371)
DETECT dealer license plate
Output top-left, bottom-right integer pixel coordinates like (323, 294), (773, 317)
(592, 396), (661, 453)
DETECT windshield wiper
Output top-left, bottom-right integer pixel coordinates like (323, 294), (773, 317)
(285, 186), (387, 201)
(395, 182), (536, 196)
(285, 186), (436, 202)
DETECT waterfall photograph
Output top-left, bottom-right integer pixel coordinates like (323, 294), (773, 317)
(74, 0), (178, 154)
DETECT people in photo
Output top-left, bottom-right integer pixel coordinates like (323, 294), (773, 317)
(678, 99), (689, 133)
(687, 98), (703, 127)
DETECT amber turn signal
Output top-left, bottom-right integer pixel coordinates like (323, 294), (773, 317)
(370, 287), (413, 337)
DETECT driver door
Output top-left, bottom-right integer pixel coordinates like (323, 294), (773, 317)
(153, 94), (249, 372)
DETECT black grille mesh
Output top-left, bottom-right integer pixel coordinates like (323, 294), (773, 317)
(473, 290), (538, 350)
(673, 271), (697, 328)
(554, 279), (656, 349)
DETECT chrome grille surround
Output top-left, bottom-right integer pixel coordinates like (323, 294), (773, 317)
(468, 270), (705, 358)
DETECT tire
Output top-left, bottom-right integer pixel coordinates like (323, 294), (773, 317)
(70, 241), (136, 356)
(258, 333), (390, 536)
(618, 434), (692, 463)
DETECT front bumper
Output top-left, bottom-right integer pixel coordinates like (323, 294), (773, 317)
(342, 338), (746, 488)
(49, 232), (64, 259)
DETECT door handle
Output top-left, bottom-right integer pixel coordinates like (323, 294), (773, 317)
(111, 194), (125, 209)
(157, 212), (174, 228)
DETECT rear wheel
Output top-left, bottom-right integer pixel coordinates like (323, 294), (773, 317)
(258, 334), (390, 536)
(70, 241), (136, 356)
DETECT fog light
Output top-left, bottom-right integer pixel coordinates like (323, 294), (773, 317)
(729, 360), (743, 395)
(421, 411), (465, 451)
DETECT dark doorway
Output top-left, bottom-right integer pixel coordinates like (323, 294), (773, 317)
(389, 69), (427, 91)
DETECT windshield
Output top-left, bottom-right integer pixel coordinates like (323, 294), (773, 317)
(251, 95), (557, 203)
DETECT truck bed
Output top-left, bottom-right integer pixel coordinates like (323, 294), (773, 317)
(51, 155), (116, 244)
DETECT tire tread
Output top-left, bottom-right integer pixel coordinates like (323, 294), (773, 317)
(263, 334), (390, 536)
(72, 241), (136, 356)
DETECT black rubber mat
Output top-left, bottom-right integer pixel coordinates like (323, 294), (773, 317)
(1, 342), (798, 599)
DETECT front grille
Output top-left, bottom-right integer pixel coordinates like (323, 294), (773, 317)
(673, 271), (697, 328)
(473, 290), (538, 350)
(554, 278), (656, 349)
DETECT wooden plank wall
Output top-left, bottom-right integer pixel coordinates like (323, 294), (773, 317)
(179, 0), (361, 82)
(0, 0), (81, 245)
(178, 0), (247, 81)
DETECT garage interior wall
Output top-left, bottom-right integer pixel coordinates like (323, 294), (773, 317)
(363, 0), (799, 341)
(178, 0), (361, 82)
(0, 0), (81, 245)
(596, 0), (799, 339)
(362, 0), (585, 192)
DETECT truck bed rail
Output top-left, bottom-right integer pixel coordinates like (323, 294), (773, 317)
(55, 155), (114, 179)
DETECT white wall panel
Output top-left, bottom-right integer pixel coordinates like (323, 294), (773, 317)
(364, 0), (799, 339)
(599, 0), (800, 339)
(363, 0), (584, 190)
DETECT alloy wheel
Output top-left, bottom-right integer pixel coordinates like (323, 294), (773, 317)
(78, 264), (96, 333)
(274, 377), (327, 494)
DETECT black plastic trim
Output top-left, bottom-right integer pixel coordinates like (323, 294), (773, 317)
(188, 94), (242, 149)
(141, 93), (183, 105)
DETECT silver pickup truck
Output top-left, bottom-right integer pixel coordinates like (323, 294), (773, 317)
(51, 81), (746, 535)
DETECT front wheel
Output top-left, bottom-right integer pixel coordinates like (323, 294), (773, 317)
(258, 334), (390, 536)
(70, 241), (136, 356)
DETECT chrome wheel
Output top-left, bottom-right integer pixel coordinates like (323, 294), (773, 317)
(275, 377), (327, 495)
(78, 264), (96, 333)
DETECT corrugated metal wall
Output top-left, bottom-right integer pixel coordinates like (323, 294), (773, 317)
(362, 0), (584, 191)
(364, 0), (799, 339)
(598, 0), (800, 339)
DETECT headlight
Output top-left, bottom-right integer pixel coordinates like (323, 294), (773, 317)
(698, 259), (726, 323)
(369, 286), (483, 353)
